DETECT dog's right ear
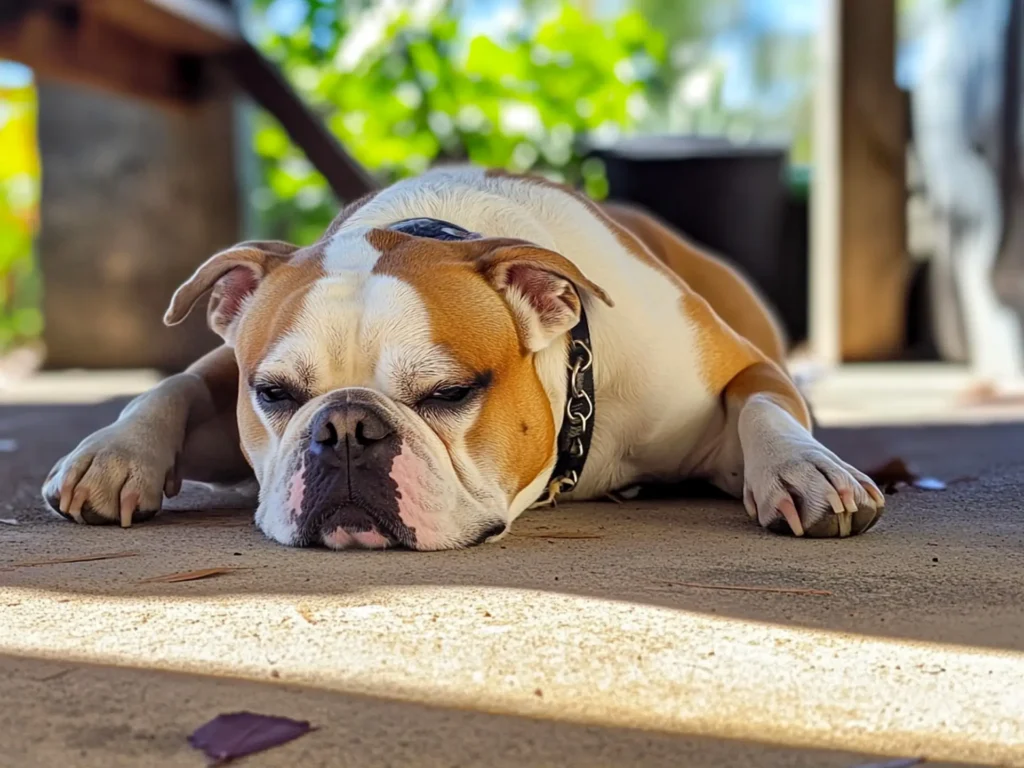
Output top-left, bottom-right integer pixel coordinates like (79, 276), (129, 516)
(164, 240), (299, 345)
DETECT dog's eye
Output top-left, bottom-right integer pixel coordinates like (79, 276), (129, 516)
(427, 385), (473, 403)
(419, 385), (474, 410)
(255, 385), (294, 406)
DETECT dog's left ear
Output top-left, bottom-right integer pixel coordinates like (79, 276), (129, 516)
(164, 240), (299, 345)
(471, 239), (613, 352)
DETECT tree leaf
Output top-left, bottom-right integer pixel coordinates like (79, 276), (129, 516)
(188, 712), (315, 764)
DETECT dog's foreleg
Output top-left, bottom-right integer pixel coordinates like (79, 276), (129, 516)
(708, 361), (885, 538)
(42, 345), (250, 526)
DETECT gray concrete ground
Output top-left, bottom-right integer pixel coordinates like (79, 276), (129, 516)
(1, 397), (1023, 767)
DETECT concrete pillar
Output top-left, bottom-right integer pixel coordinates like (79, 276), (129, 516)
(36, 79), (240, 371)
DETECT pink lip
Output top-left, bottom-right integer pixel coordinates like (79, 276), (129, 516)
(389, 441), (444, 548)
(323, 526), (390, 550)
(286, 460), (306, 522)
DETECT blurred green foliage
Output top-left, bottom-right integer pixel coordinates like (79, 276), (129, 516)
(0, 82), (42, 353)
(251, 1), (668, 243)
(0, 0), (817, 355)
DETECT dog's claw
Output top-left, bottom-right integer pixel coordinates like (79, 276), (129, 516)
(777, 497), (804, 537)
(120, 491), (139, 528)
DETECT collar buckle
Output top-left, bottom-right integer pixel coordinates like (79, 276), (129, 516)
(532, 470), (579, 508)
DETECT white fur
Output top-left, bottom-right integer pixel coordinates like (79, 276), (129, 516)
(339, 166), (721, 500)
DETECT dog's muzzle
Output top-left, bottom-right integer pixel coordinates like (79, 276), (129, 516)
(296, 398), (416, 548)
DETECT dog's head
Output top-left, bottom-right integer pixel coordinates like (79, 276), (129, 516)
(165, 220), (610, 550)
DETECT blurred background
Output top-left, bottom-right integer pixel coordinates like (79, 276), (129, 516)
(2, 0), (1022, 423)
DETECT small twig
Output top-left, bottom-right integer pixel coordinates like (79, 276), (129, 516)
(659, 580), (832, 597)
(8, 551), (139, 569)
(945, 475), (978, 486)
(139, 567), (244, 584)
(35, 668), (74, 683)
(152, 510), (252, 527)
(512, 532), (604, 540)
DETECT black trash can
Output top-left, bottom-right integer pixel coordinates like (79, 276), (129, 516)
(587, 136), (806, 345)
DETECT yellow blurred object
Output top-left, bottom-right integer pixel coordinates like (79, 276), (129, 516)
(0, 78), (42, 350)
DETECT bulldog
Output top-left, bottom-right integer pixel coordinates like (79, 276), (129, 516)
(42, 166), (885, 549)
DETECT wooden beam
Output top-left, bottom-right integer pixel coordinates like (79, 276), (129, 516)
(837, 0), (909, 360)
(223, 43), (378, 202)
(0, 7), (205, 108)
(90, 0), (240, 55)
(1, 1), (375, 200)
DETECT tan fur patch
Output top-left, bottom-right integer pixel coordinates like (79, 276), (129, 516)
(232, 248), (327, 466)
(601, 202), (787, 364)
(679, 291), (761, 394)
(233, 249), (325, 374)
(368, 229), (555, 497)
(486, 170), (790, 396)
(722, 360), (811, 429)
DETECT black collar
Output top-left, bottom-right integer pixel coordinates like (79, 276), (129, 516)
(387, 217), (480, 241)
(385, 217), (596, 507)
(533, 303), (596, 507)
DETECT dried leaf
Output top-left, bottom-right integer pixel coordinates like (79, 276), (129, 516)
(139, 567), (242, 584)
(865, 458), (916, 489)
(8, 551), (138, 568)
(865, 458), (948, 494)
(660, 580), (832, 597)
(189, 712), (314, 764)
(849, 759), (924, 768)
(0, 518), (18, 525)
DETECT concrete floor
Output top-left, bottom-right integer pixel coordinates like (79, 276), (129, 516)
(1, 397), (1023, 767)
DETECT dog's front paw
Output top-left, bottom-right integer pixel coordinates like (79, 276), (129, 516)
(742, 445), (885, 538)
(42, 423), (179, 527)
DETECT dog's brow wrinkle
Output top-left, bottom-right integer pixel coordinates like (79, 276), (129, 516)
(296, 358), (317, 390)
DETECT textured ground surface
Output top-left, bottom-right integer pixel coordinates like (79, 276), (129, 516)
(1, 398), (1022, 767)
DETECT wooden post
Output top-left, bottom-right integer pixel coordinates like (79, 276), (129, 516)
(811, 0), (908, 363)
(810, 0), (842, 366)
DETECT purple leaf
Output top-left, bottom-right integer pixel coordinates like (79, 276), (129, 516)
(189, 712), (314, 764)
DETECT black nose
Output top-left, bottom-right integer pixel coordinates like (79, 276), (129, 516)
(309, 403), (394, 463)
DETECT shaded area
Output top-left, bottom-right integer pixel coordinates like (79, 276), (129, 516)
(0, 655), (916, 768)
(1, 401), (1023, 764)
